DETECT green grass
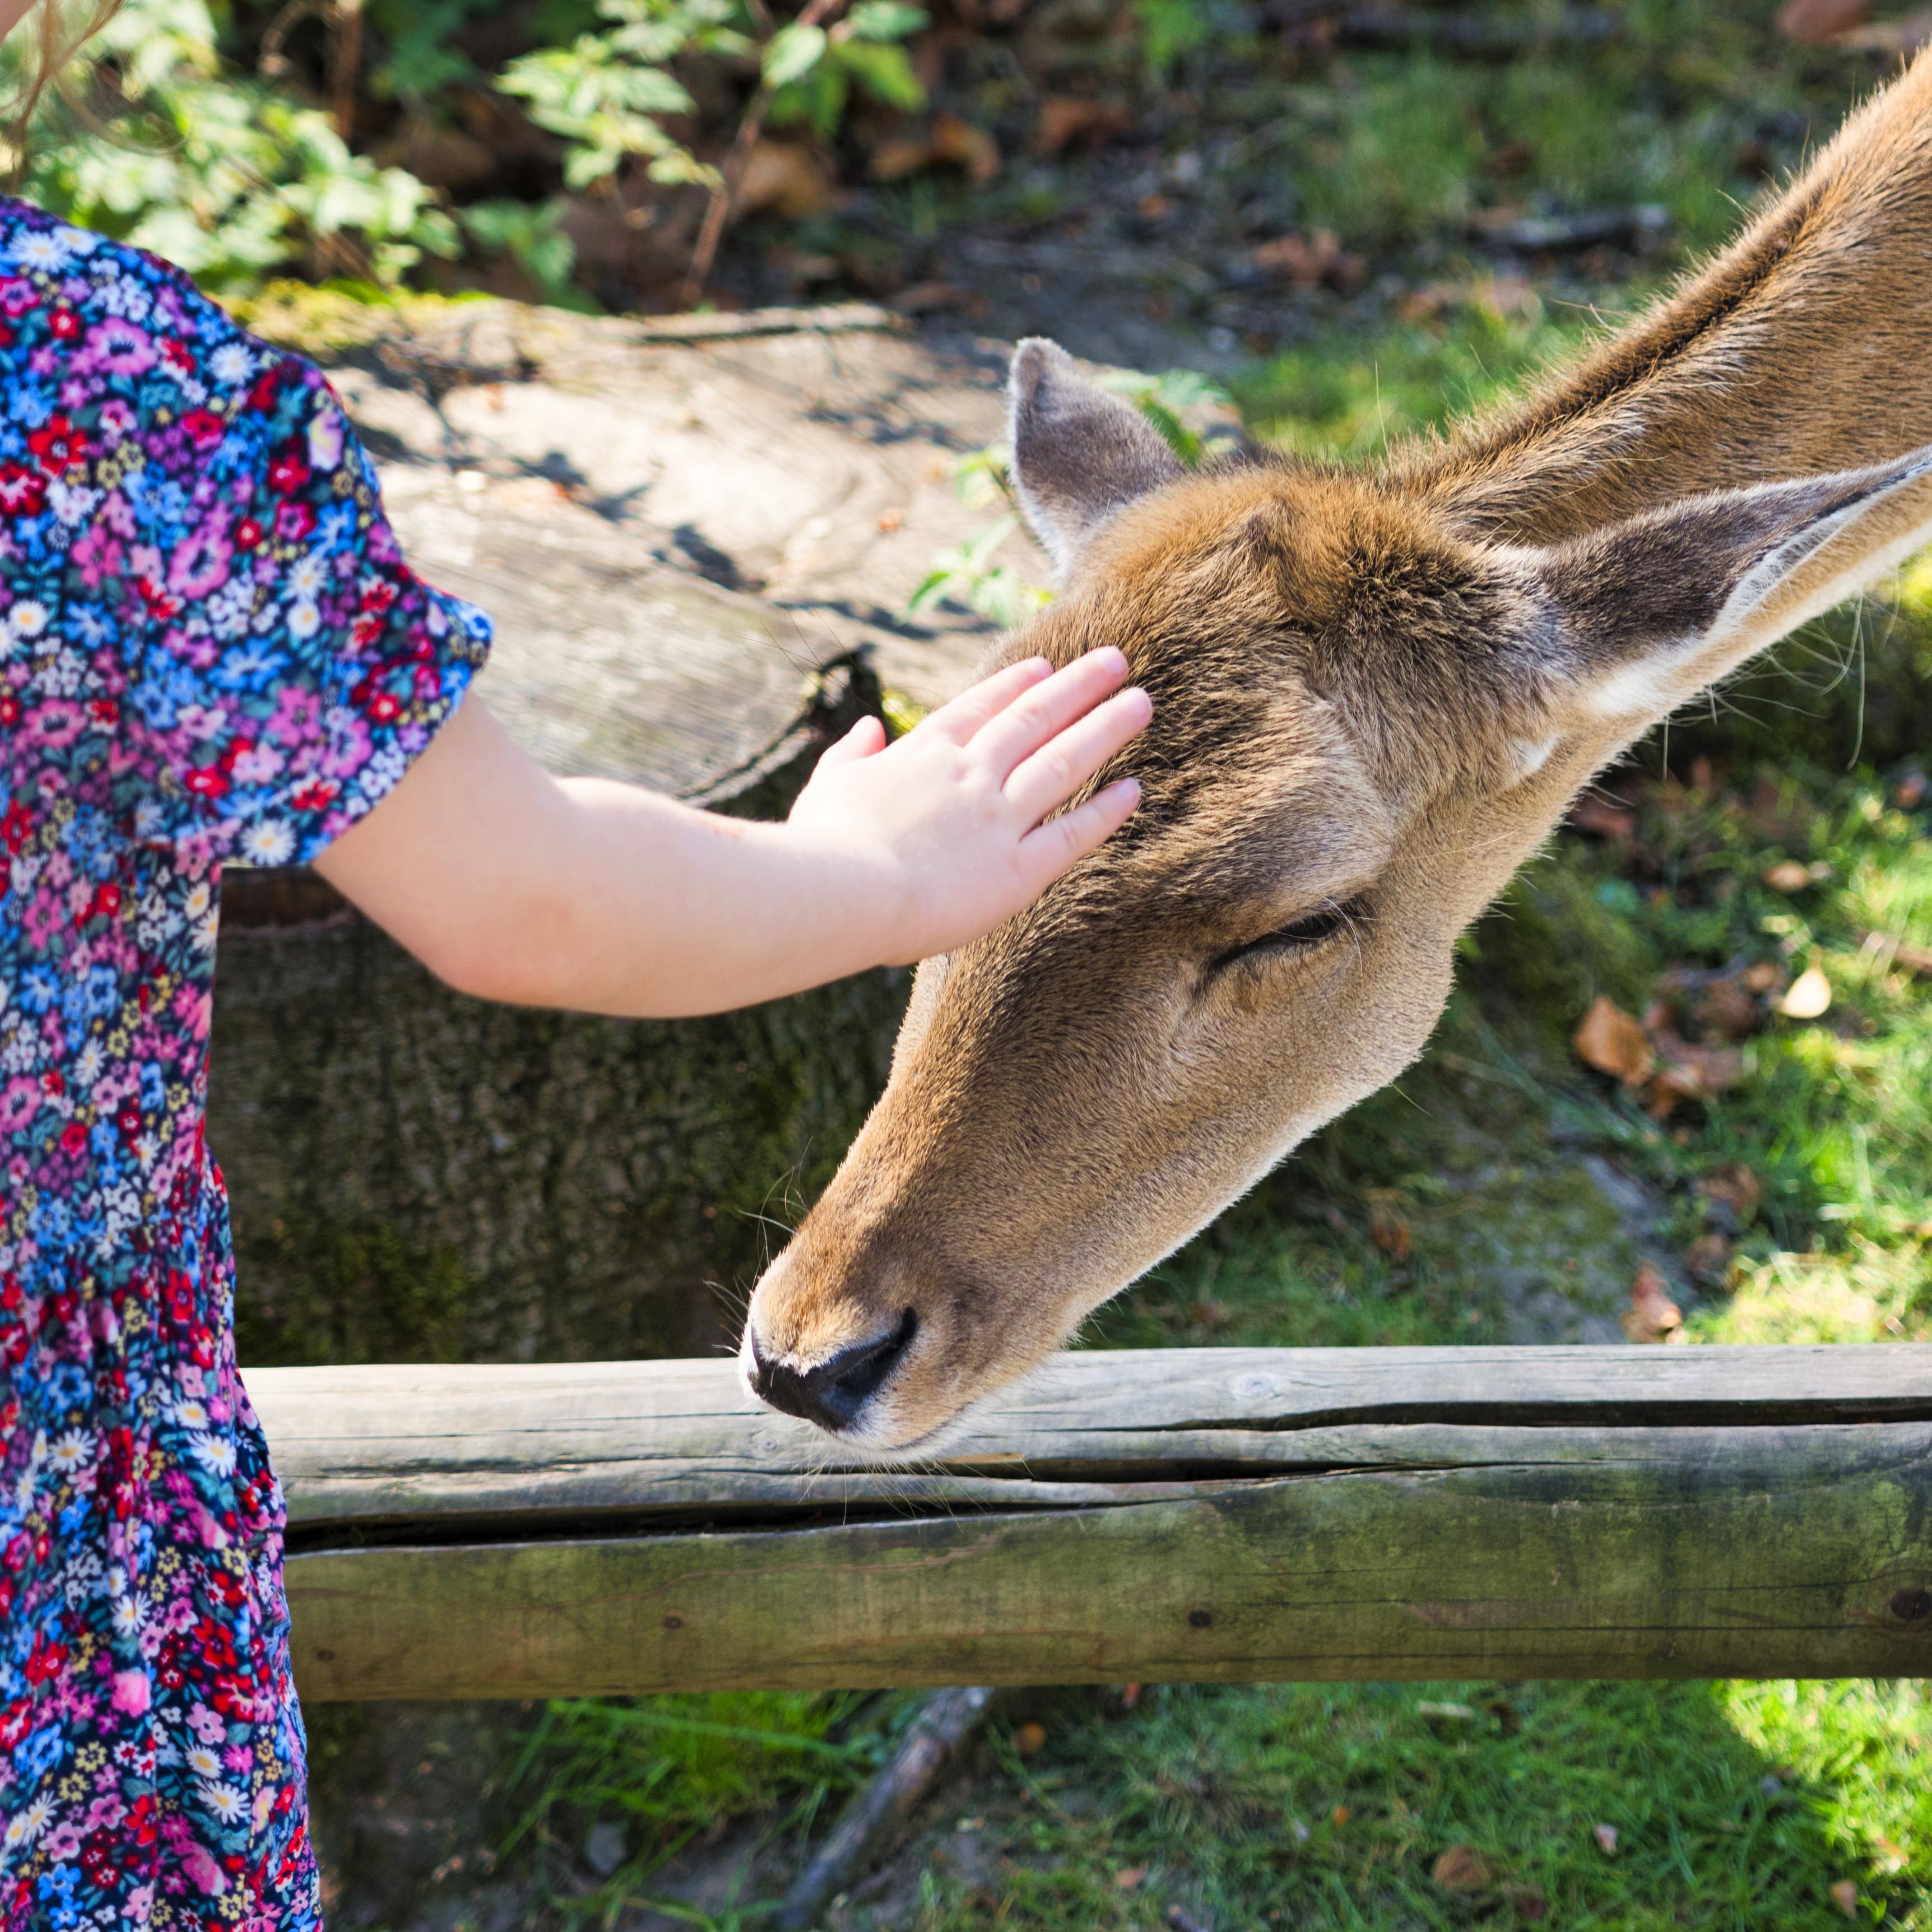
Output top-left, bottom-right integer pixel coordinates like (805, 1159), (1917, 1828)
(894, 1677), (1932, 1930)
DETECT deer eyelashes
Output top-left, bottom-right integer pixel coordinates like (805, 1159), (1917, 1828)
(1205, 895), (1371, 978)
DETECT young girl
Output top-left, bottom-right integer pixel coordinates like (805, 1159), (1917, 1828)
(0, 1), (1150, 1917)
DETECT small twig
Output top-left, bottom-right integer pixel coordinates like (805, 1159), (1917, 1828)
(775, 1686), (993, 1930)
(329, 0), (363, 142)
(681, 0), (848, 309)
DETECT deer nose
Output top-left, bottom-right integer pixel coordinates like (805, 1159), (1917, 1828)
(747, 1308), (918, 1433)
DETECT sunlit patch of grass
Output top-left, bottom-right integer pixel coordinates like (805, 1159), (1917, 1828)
(1233, 304), (1601, 461)
(904, 1680), (1932, 1930)
(1689, 1238), (1931, 1344)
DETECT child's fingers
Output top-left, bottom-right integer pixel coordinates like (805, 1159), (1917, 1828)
(813, 714), (888, 770)
(971, 647), (1130, 778)
(919, 656), (1053, 745)
(1016, 777), (1141, 890)
(1002, 685), (1151, 825)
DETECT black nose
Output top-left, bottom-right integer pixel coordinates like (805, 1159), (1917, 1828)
(749, 1308), (918, 1432)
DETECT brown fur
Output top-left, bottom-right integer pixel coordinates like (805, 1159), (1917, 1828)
(742, 52), (1932, 1448)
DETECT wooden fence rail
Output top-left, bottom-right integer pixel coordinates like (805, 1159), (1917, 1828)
(249, 1345), (1932, 1701)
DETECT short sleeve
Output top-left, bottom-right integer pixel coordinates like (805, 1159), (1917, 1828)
(120, 352), (492, 866)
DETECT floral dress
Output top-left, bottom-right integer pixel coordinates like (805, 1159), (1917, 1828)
(0, 199), (490, 1925)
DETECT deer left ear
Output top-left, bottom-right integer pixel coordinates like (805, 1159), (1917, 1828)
(1009, 338), (1183, 582)
(1526, 447), (1932, 726)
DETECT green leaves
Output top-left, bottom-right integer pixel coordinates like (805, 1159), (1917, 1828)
(1, 0), (454, 290)
(763, 20), (828, 86)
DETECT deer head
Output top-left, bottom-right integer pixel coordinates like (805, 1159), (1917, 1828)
(740, 54), (1932, 1448)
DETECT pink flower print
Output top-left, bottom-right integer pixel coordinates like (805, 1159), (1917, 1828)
(171, 984), (210, 1040)
(182, 1841), (229, 1898)
(98, 395), (137, 443)
(22, 887), (62, 952)
(0, 1078), (39, 1134)
(229, 741), (283, 786)
(110, 1669), (150, 1715)
(42, 1819), (83, 1859)
(321, 717), (372, 780)
(266, 685), (321, 747)
(75, 317), (156, 377)
(166, 520), (234, 600)
(174, 703), (228, 743)
(187, 1703), (224, 1745)
(29, 698), (85, 749)
(0, 274), (35, 316)
(222, 1743), (253, 1773)
(305, 405), (345, 472)
(84, 1795), (128, 1833)
(72, 521), (124, 589)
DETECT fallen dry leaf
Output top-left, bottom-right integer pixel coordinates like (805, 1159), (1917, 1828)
(1780, 965), (1833, 1020)
(1645, 1031), (1746, 1117)
(1113, 1864), (1148, 1891)
(1690, 976), (1761, 1041)
(1331, 1805), (1351, 1827)
(1366, 1193), (1413, 1262)
(1431, 1846), (1494, 1893)
(1697, 1162), (1763, 1227)
(1251, 227), (1366, 294)
(869, 137), (935, 183)
(1622, 1265), (1684, 1345)
(1682, 1232), (1733, 1287)
(1574, 995), (1654, 1085)
(1776, 0), (1868, 39)
(1011, 1721), (1046, 1757)
(1897, 769), (1928, 810)
(1034, 95), (1130, 157)
(1594, 1822), (1619, 1855)
(1830, 1878), (1860, 1917)
(1763, 859), (1814, 893)
(1743, 960), (1786, 995)
(1504, 1884), (1549, 1921)
(892, 280), (979, 315)
(736, 140), (833, 220)
(931, 113), (1001, 184)
(1120, 1682), (1142, 1709)
(875, 505), (905, 533)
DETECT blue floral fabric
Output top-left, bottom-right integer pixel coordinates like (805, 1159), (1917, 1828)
(0, 197), (490, 1926)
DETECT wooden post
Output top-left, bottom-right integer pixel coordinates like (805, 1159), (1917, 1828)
(249, 1345), (1932, 1698)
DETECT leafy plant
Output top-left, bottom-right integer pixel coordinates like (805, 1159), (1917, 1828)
(2, 0), (456, 290)
(763, 0), (927, 141)
(496, 0), (752, 192)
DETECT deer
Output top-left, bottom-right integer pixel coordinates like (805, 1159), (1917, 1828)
(741, 49), (1932, 1450)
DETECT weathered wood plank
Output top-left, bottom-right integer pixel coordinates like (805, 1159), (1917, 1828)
(254, 1347), (1932, 1696)
(282, 1418), (1932, 1698)
(250, 1345), (1932, 1532)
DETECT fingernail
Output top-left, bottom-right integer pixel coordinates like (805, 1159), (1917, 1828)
(1095, 645), (1128, 670)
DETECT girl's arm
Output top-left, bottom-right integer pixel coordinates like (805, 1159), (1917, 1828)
(313, 647), (1149, 1019)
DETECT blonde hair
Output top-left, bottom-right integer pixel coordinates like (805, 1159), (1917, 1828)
(7, 0), (123, 175)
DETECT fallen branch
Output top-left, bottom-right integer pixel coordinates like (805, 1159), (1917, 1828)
(776, 1685), (995, 1930)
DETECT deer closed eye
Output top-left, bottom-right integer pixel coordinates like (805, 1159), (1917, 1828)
(1207, 898), (1370, 976)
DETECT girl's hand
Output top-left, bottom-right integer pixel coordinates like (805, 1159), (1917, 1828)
(784, 647), (1150, 964)
(317, 649), (1149, 1018)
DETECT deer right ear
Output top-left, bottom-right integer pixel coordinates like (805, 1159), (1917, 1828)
(1527, 447), (1932, 730)
(1009, 338), (1183, 582)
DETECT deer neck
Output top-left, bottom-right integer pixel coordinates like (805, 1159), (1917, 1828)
(1412, 49), (1932, 542)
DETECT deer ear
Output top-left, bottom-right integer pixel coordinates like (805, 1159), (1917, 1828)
(1530, 448), (1932, 726)
(1009, 338), (1183, 580)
